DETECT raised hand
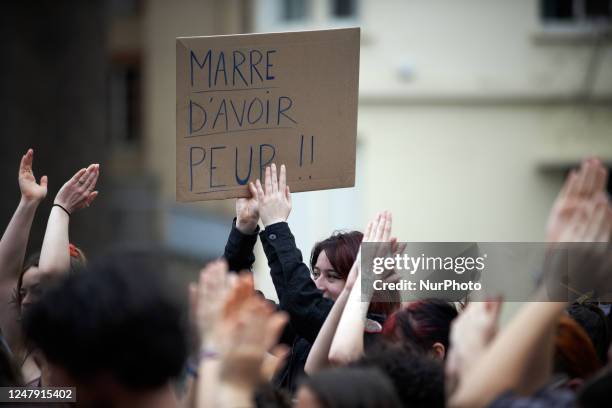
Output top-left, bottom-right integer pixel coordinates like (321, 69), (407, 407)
(542, 193), (612, 302)
(446, 299), (502, 395)
(364, 211), (400, 282)
(547, 158), (608, 242)
(255, 163), (292, 227)
(235, 182), (260, 234)
(194, 260), (234, 344)
(54, 163), (100, 214)
(214, 274), (288, 387)
(18, 149), (47, 203)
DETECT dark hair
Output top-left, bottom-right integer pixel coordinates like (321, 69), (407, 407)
(311, 231), (363, 281)
(352, 342), (445, 408)
(22, 250), (190, 390)
(382, 299), (458, 355)
(567, 302), (610, 365)
(301, 367), (401, 408)
(310, 231), (398, 315)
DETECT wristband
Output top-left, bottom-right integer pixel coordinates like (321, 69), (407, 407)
(53, 203), (71, 217)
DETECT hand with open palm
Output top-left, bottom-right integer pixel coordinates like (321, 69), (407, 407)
(18, 149), (47, 203)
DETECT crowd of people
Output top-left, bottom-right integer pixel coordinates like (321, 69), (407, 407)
(0, 151), (611, 408)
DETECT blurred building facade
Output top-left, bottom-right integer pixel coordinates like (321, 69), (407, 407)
(107, 0), (612, 296)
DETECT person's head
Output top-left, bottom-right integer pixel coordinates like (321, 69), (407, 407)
(296, 367), (401, 408)
(382, 299), (458, 359)
(554, 314), (602, 390)
(22, 249), (189, 405)
(310, 231), (398, 315)
(16, 245), (86, 314)
(311, 231), (363, 300)
(352, 342), (445, 408)
(567, 302), (610, 365)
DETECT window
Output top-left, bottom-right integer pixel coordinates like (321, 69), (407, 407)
(332, 0), (356, 18)
(541, 0), (611, 23)
(107, 58), (141, 145)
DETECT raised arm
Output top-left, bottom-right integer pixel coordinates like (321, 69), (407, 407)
(195, 261), (287, 408)
(448, 161), (612, 408)
(0, 150), (47, 288)
(304, 261), (357, 374)
(38, 164), (99, 276)
(328, 212), (394, 365)
(256, 164), (335, 344)
(223, 182), (260, 272)
(0, 150), (47, 338)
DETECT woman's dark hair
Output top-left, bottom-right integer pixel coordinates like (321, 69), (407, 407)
(352, 342), (445, 408)
(301, 367), (401, 408)
(382, 299), (458, 354)
(567, 302), (610, 365)
(310, 231), (398, 315)
(311, 231), (363, 281)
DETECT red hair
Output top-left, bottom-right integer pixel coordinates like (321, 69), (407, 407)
(382, 299), (458, 353)
(554, 315), (601, 380)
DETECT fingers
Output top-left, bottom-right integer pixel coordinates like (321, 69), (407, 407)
(279, 164), (286, 193)
(40, 175), (48, 189)
(564, 170), (579, 197)
(264, 166), (272, 194)
(260, 344), (290, 381)
(396, 242), (408, 254)
(263, 311), (289, 351)
(71, 168), (87, 183)
(577, 160), (591, 196)
(82, 164), (99, 192)
(589, 197), (611, 242)
(583, 159), (599, 196)
(363, 220), (374, 242)
(390, 237), (398, 252)
(382, 212), (393, 242)
(285, 185), (292, 206)
(271, 163), (279, 193)
(373, 211), (388, 241)
(248, 181), (258, 199)
(365, 213), (381, 243)
(255, 179), (265, 200)
(20, 149), (33, 172)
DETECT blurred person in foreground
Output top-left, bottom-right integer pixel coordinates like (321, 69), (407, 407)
(446, 158), (612, 408)
(22, 250), (190, 408)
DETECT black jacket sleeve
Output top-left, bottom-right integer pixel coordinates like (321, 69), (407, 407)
(222, 218), (259, 272)
(260, 222), (334, 344)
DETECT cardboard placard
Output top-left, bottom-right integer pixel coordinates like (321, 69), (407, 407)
(176, 28), (360, 202)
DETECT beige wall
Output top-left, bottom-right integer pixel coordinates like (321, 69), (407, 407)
(141, 0), (612, 300)
(359, 0), (612, 98)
